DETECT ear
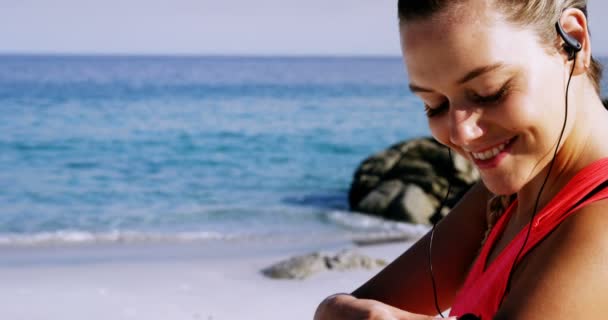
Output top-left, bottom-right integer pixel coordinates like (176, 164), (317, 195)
(557, 8), (591, 76)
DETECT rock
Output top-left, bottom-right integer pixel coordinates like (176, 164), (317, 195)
(393, 184), (439, 224)
(453, 152), (480, 184)
(261, 250), (386, 280)
(261, 252), (328, 280)
(349, 137), (479, 224)
(358, 180), (404, 215)
(325, 250), (387, 271)
(360, 149), (403, 176)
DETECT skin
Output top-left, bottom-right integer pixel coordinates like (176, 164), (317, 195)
(314, 181), (489, 319)
(315, 2), (608, 319)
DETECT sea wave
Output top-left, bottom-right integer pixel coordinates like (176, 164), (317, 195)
(325, 210), (430, 242)
(0, 211), (431, 248)
(0, 230), (239, 247)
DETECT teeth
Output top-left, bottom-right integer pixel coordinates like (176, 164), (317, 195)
(472, 141), (508, 161)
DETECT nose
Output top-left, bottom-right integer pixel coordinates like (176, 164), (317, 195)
(448, 108), (483, 147)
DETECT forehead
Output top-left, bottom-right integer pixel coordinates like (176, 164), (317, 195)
(400, 2), (534, 87)
(401, 0), (492, 45)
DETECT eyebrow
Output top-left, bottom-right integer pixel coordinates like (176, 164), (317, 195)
(408, 62), (506, 93)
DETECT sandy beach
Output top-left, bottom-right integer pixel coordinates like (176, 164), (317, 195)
(0, 238), (413, 320)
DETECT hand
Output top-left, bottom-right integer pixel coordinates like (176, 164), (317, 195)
(313, 293), (456, 320)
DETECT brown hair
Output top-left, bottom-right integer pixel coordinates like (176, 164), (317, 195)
(398, 0), (604, 95)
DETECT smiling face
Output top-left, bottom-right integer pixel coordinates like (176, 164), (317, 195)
(401, 2), (570, 195)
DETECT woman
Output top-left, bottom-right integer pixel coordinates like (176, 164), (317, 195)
(315, 0), (608, 319)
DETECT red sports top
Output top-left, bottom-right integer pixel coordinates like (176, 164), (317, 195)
(450, 158), (608, 319)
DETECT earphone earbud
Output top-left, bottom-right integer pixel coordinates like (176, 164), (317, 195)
(555, 21), (582, 60)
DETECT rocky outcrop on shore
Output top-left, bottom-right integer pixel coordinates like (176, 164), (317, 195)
(261, 250), (387, 279)
(349, 137), (479, 224)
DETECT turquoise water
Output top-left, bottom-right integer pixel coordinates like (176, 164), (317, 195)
(1, 55), (606, 246)
(0, 55), (432, 245)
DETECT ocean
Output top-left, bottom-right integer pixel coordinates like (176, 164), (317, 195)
(1, 55), (606, 247)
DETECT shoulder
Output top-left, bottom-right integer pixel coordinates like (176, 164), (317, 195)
(546, 198), (608, 258)
(495, 198), (608, 319)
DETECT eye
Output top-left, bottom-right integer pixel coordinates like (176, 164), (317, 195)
(472, 81), (511, 105)
(424, 100), (449, 118)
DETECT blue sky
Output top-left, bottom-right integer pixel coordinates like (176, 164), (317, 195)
(1, 0), (606, 56)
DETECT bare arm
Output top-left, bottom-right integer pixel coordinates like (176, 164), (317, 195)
(351, 181), (491, 314)
(494, 199), (608, 319)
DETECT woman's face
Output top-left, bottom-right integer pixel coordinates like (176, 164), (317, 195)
(401, 4), (569, 195)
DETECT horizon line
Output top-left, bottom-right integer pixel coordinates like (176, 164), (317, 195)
(0, 51), (405, 59)
(2, 51), (607, 60)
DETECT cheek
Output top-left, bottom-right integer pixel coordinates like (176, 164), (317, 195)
(428, 118), (470, 158)
(498, 95), (537, 131)
(428, 118), (449, 145)
(498, 88), (561, 140)
(506, 60), (565, 135)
